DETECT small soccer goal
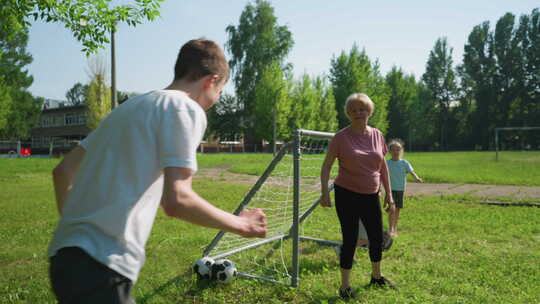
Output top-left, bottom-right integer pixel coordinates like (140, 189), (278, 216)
(202, 129), (341, 287)
(494, 127), (540, 161)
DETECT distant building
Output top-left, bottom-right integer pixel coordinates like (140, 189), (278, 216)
(30, 99), (90, 154)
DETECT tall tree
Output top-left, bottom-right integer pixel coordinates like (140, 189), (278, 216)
(385, 66), (418, 142)
(253, 62), (290, 142)
(65, 82), (89, 106)
(0, 79), (13, 132)
(0, 21), (42, 139)
(518, 9), (540, 129)
(0, 90), (43, 139)
(2, 0), (163, 54)
(288, 74), (319, 133)
(329, 45), (389, 132)
(85, 56), (111, 129)
(492, 13), (522, 127)
(422, 37), (458, 150)
(206, 93), (244, 141)
(408, 82), (438, 150)
(226, 0), (294, 143)
(313, 76), (338, 133)
(462, 22), (496, 150)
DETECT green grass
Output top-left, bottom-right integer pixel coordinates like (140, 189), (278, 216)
(0, 157), (539, 303)
(198, 151), (540, 186)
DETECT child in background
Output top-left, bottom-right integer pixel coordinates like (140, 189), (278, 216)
(386, 139), (422, 237)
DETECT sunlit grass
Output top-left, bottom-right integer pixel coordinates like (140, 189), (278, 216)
(0, 157), (539, 303)
(198, 151), (540, 186)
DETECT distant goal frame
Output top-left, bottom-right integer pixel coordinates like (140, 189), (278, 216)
(494, 127), (540, 161)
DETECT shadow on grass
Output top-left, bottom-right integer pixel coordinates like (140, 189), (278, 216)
(304, 284), (397, 304)
(137, 268), (216, 304)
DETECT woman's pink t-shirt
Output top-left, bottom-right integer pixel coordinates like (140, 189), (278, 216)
(329, 126), (388, 194)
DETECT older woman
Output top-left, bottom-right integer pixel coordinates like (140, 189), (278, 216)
(320, 93), (395, 299)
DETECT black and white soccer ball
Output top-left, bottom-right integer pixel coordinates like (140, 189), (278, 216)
(211, 259), (237, 283)
(193, 257), (215, 280)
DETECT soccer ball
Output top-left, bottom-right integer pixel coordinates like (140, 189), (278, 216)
(211, 259), (237, 283)
(193, 257), (215, 280)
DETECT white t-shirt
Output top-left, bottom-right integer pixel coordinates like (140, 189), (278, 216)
(48, 90), (207, 282)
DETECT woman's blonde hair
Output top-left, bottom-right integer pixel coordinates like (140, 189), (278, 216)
(344, 93), (375, 120)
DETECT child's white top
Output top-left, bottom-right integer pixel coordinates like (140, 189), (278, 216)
(386, 159), (414, 191)
(48, 90), (206, 282)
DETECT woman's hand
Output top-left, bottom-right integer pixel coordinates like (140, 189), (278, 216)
(384, 194), (395, 214)
(320, 192), (332, 208)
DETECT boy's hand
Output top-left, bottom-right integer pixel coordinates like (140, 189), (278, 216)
(320, 193), (332, 207)
(416, 177), (423, 183)
(384, 195), (395, 214)
(238, 208), (267, 238)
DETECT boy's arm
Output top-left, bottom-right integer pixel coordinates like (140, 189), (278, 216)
(410, 171), (423, 182)
(160, 167), (267, 238)
(52, 146), (86, 215)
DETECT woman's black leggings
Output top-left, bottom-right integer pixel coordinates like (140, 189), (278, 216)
(334, 184), (383, 269)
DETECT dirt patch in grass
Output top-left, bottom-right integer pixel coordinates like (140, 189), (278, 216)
(195, 167), (540, 202)
(406, 182), (540, 201)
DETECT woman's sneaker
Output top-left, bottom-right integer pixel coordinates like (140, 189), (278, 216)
(339, 286), (357, 299)
(369, 276), (396, 289)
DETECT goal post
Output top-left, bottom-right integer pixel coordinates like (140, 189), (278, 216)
(495, 127), (540, 161)
(202, 129), (340, 287)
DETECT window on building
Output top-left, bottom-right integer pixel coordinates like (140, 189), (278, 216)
(65, 113), (78, 125)
(54, 115), (63, 126)
(41, 116), (54, 127)
(78, 113), (87, 125)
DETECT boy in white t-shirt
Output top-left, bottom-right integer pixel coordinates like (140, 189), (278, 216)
(386, 139), (422, 237)
(48, 39), (267, 304)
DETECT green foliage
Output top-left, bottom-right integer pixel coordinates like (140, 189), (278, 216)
(287, 74), (337, 137)
(65, 82), (89, 106)
(206, 93), (244, 141)
(0, 21), (43, 139)
(0, 79), (12, 131)
(461, 8), (540, 150)
(253, 62), (290, 142)
(288, 74), (319, 133)
(329, 44), (389, 132)
(0, 25), (33, 89)
(313, 77), (338, 133)
(1, 0), (164, 55)
(86, 57), (111, 129)
(0, 89), (43, 139)
(226, 0), (294, 142)
(385, 66), (418, 142)
(422, 37), (459, 151)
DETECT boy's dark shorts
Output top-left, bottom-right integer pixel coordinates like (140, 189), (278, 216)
(391, 190), (405, 208)
(49, 247), (135, 304)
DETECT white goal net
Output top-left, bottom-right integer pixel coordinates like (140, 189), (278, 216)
(202, 129), (341, 286)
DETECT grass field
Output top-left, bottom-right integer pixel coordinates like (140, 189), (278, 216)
(1, 155), (539, 303)
(198, 151), (540, 186)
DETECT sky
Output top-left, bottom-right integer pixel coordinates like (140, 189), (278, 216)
(26, 0), (540, 101)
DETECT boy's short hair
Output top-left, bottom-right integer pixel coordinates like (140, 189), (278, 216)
(388, 138), (405, 150)
(174, 39), (229, 82)
(344, 93), (375, 120)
